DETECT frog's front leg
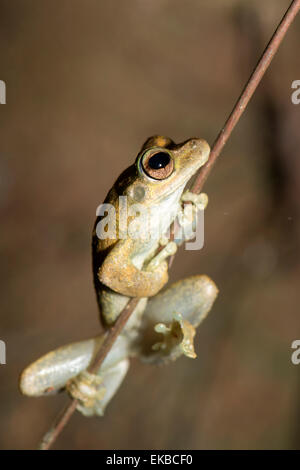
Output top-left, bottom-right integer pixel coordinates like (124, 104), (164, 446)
(132, 275), (218, 364)
(98, 238), (170, 298)
(145, 238), (177, 272)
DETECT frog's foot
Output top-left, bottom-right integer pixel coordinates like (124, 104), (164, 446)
(146, 240), (177, 272)
(66, 359), (129, 417)
(152, 313), (196, 360)
(66, 371), (106, 411)
(131, 275), (218, 364)
(180, 191), (208, 211)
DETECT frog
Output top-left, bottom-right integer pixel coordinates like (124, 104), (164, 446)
(20, 135), (218, 417)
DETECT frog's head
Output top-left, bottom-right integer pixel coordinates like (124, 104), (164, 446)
(114, 135), (210, 205)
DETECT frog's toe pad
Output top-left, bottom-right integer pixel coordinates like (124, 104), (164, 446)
(66, 371), (106, 412)
(66, 359), (130, 417)
(152, 313), (196, 360)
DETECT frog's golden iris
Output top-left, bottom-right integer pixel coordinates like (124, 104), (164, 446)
(141, 148), (174, 180)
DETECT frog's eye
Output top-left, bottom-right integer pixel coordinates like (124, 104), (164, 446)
(141, 150), (174, 180)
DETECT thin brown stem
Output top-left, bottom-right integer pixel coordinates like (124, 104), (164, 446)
(38, 298), (140, 450)
(37, 0), (300, 450)
(192, 0), (300, 194)
(38, 399), (78, 450)
(87, 298), (140, 374)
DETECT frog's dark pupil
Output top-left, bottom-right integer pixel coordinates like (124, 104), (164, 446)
(148, 152), (170, 170)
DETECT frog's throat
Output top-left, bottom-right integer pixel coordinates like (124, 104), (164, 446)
(151, 165), (204, 204)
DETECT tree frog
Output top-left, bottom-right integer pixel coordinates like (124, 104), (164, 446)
(20, 136), (218, 417)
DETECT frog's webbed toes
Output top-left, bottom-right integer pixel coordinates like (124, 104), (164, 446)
(152, 313), (197, 362)
(181, 191), (208, 211)
(66, 359), (129, 417)
(66, 371), (106, 411)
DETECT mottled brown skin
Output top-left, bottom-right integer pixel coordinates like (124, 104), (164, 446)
(19, 135), (218, 417)
(92, 135), (210, 325)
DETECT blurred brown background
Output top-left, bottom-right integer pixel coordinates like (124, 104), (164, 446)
(0, 0), (300, 450)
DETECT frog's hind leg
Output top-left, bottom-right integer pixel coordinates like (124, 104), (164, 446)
(20, 299), (147, 416)
(20, 334), (131, 416)
(20, 333), (131, 398)
(133, 275), (218, 364)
